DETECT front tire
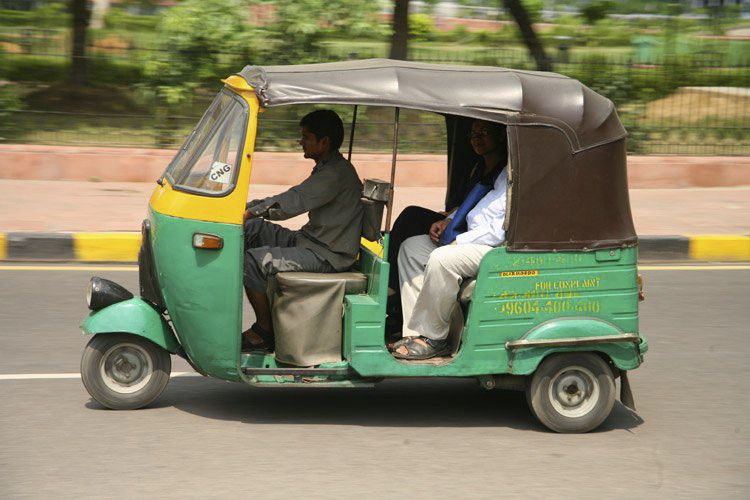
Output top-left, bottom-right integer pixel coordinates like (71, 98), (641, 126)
(526, 352), (615, 433)
(81, 333), (171, 410)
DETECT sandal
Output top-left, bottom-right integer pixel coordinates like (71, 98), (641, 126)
(386, 334), (409, 351)
(391, 336), (450, 360)
(241, 323), (275, 352)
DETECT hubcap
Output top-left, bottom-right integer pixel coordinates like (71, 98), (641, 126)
(548, 365), (600, 418)
(100, 343), (153, 394)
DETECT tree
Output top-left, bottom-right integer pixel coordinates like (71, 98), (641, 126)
(580, 1), (613, 25)
(271, 0), (383, 63)
(389, 0), (409, 60)
(70, 0), (91, 85)
(502, 0), (552, 72)
(144, 0), (262, 104)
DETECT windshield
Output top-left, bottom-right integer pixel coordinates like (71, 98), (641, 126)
(164, 90), (248, 196)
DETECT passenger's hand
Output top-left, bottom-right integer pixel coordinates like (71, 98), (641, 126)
(243, 209), (255, 222)
(429, 219), (449, 243)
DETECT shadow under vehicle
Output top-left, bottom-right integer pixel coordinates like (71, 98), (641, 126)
(79, 59), (648, 433)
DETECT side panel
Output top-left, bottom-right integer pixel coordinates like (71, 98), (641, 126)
(81, 298), (180, 353)
(150, 210), (243, 381)
(348, 246), (641, 378)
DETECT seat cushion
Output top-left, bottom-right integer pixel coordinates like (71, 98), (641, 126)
(459, 278), (476, 304)
(275, 271), (368, 295)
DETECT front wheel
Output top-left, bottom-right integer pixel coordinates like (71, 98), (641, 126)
(526, 352), (615, 433)
(81, 333), (171, 410)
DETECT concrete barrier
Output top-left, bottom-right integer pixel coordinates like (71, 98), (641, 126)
(1, 232), (748, 262)
(2, 144), (749, 188)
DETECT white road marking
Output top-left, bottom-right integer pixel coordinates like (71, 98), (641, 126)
(0, 372), (200, 381)
(639, 265), (750, 271)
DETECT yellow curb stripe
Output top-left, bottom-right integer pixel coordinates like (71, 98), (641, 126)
(73, 233), (142, 262)
(1, 264), (748, 273)
(0, 233), (6, 260)
(689, 235), (750, 261)
(0, 265), (137, 271)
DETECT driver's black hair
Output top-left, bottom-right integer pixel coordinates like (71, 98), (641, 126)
(299, 110), (344, 151)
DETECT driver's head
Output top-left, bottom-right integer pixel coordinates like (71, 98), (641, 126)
(299, 110), (345, 161)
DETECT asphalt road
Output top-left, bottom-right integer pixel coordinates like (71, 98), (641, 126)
(0, 264), (748, 499)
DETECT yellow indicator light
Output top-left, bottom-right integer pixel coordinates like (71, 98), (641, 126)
(192, 233), (224, 250)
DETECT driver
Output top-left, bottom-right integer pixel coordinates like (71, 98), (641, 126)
(242, 110), (363, 351)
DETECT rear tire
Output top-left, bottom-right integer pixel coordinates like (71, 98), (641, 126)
(81, 333), (171, 410)
(526, 352), (615, 433)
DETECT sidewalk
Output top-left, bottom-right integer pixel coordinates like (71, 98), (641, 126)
(0, 180), (749, 261)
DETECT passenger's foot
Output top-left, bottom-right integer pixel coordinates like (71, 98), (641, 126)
(241, 323), (275, 352)
(390, 336), (450, 360)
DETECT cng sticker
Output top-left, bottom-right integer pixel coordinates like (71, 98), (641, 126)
(208, 161), (233, 184)
(501, 270), (539, 277)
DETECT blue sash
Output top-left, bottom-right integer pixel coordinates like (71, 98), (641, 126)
(438, 182), (491, 245)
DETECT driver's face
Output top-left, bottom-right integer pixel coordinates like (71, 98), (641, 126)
(299, 127), (328, 160)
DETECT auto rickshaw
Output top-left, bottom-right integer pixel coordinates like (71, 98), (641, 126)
(80, 59), (647, 433)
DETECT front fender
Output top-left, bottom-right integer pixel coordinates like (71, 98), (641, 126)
(81, 297), (180, 354)
(509, 318), (644, 375)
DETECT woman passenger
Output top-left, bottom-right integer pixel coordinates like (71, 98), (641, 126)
(386, 119), (508, 336)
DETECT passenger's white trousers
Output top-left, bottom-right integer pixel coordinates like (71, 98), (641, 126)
(398, 235), (492, 341)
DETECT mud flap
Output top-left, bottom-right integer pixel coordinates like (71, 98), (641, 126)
(620, 370), (636, 410)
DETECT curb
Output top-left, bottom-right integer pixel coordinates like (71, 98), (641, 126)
(1, 232), (749, 262)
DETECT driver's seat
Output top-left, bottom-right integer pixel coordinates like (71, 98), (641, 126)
(269, 179), (390, 366)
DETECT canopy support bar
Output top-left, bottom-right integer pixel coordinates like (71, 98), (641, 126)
(347, 105), (358, 162)
(384, 107), (400, 232)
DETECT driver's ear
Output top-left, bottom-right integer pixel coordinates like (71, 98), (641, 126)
(320, 136), (331, 151)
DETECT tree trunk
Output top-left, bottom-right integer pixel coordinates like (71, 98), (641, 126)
(502, 0), (552, 72)
(389, 0), (409, 60)
(70, 0), (91, 85)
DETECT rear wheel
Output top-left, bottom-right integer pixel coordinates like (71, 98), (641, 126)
(526, 352), (615, 433)
(81, 333), (171, 410)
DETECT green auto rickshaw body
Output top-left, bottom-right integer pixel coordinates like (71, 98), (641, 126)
(82, 59), (646, 394)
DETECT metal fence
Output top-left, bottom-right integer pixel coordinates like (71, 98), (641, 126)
(2, 26), (748, 155)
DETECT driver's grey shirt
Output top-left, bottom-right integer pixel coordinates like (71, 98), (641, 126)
(246, 151), (364, 270)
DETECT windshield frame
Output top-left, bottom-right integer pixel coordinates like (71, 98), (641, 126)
(162, 89), (249, 198)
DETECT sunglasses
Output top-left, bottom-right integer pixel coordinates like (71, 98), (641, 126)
(468, 130), (492, 140)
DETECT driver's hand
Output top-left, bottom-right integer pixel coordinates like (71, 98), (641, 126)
(429, 219), (449, 243)
(243, 209), (255, 222)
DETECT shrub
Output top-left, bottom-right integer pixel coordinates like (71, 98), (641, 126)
(0, 83), (23, 141)
(0, 4), (70, 28)
(103, 9), (161, 32)
(409, 14), (436, 42)
(0, 55), (143, 85)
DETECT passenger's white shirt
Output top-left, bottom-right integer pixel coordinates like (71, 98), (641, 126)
(454, 167), (508, 246)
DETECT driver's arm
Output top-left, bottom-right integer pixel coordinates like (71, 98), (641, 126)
(246, 167), (339, 221)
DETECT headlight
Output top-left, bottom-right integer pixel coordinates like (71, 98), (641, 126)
(87, 277), (134, 311)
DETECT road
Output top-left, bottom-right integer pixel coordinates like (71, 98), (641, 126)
(0, 264), (748, 499)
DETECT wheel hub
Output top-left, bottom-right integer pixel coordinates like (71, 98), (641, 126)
(548, 366), (600, 418)
(100, 343), (154, 394)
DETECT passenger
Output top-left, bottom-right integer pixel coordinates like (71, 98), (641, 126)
(386, 120), (507, 335)
(242, 110), (364, 351)
(389, 126), (509, 360)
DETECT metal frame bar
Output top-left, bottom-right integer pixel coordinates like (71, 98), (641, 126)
(384, 107), (400, 232)
(347, 105), (358, 162)
(242, 367), (350, 376)
(505, 333), (641, 350)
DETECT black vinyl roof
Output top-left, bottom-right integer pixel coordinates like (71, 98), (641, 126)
(238, 59), (626, 153)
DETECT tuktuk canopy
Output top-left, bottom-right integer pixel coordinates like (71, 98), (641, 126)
(237, 59), (637, 252)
